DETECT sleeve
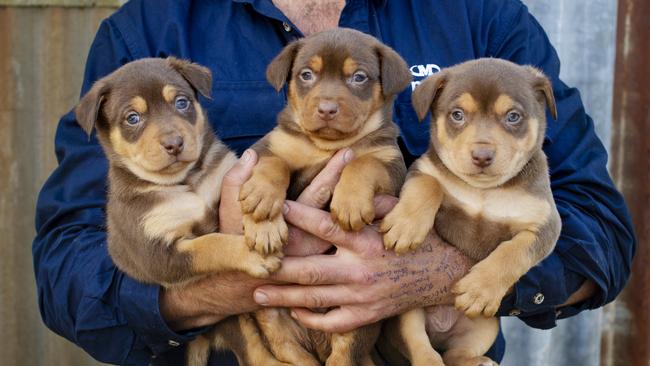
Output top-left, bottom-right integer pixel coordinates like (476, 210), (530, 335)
(32, 18), (200, 365)
(484, 1), (636, 328)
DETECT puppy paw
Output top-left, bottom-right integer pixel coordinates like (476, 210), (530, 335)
(452, 266), (508, 318)
(330, 189), (374, 231)
(241, 251), (283, 278)
(240, 178), (286, 221)
(243, 214), (288, 255)
(380, 206), (431, 255)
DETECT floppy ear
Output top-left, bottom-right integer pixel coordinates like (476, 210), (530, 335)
(525, 66), (557, 120)
(168, 57), (213, 98)
(375, 44), (412, 96)
(411, 72), (446, 121)
(75, 81), (109, 138)
(266, 40), (303, 92)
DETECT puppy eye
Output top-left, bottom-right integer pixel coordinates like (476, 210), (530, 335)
(450, 109), (465, 124)
(175, 96), (190, 111)
(351, 71), (368, 84)
(506, 110), (522, 125)
(126, 112), (141, 125)
(299, 69), (314, 82)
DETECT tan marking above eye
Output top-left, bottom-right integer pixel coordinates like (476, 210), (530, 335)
(493, 94), (516, 115)
(130, 96), (148, 114)
(309, 55), (323, 73)
(456, 93), (478, 114)
(162, 85), (177, 103)
(342, 57), (358, 76)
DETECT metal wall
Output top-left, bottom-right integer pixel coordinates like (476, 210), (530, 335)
(0, 6), (115, 366)
(0, 1), (636, 366)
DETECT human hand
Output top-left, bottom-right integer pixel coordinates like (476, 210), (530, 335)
(160, 148), (357, 330)
(253, 200), (474, 333)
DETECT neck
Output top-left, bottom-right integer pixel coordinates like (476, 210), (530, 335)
(273, 0), (345, 36)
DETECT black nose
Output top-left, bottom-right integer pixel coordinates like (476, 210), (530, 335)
(161, 135), (184, 156)
(471, 147), (495, 168)
(317, 100), (339, 121)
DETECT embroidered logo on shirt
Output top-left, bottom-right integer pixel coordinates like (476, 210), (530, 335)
(409, 63), (441, 91)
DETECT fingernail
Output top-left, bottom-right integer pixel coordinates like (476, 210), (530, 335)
(343, 149), (354, 163)
(241, 149), (252, 163)
(290, 310), (297, 319)
(283, 202), (290, 215)
(254, 290), (269, 305)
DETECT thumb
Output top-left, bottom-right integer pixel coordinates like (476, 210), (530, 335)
(219, 149), (257, 234)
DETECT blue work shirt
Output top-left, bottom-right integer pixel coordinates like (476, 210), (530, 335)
(33, 0), (636, 365)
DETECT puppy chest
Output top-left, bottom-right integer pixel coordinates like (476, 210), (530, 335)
(435, 188), (551, 261)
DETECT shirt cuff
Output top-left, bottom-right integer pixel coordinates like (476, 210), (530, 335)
(118, 273), (206, 361)
(496, 253), (585, 329)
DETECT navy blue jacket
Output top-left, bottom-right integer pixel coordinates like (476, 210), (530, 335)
(33, 0), (635, 365)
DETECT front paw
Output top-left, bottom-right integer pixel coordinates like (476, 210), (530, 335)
(240, 178), (285, 221)
(243, 214), (288, 255)
(380, 207), (431, 255)
(330, 191), (374, 231)
(241, 251), (283, 278)
(452, 267), (508, 318)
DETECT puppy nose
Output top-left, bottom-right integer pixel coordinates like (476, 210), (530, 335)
(471, 147), (495, 168)
(161, 135), (184, 156)
(317, 100), (339, 120)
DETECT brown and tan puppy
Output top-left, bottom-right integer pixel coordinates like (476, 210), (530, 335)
(380, 58), (561, 366)
(75, 57), (286, 366)
(242, 28), (411, 366)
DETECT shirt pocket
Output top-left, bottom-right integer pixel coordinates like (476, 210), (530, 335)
(202, 81), (286, 153)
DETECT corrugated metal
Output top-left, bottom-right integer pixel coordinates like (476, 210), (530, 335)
(603, 0), (650, 365)
(0, 6), (114, 366)
(501, 1), (618, 366)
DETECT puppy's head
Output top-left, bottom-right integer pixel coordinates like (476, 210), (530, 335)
(75, 57), (212, 184)
(412, 58), (557, 188)
(266, 28), (411, 142)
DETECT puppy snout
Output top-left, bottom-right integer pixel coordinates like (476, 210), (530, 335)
(471, 147), (495, 168)
(317, 100), (339, 121)
(161, 135), (184, 156)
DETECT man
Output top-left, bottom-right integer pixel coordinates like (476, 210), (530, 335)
(33, 0), (635, 365)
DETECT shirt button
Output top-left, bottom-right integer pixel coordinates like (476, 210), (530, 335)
(533, 292), (545, 304)
(509, 309), (522, 316)
(282, 22), (292, 32)
(168, 340), (180, 347)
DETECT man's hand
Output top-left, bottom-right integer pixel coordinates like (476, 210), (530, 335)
(160, 149), (354, 331)
(253, 200), (474, 334)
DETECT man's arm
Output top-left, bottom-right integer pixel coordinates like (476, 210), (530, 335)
(486, 2), (635, 326)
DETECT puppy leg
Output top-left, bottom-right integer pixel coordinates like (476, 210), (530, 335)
(330, 153), (395, 231)
(240, 155), (291, 254)
(453, 230), (542, 317)
(398, 308), (445, 366)
(381, 172), (443, 254)
(442, 316), (499, 366)
(255, 308), (321, 366)
(177, 233), (281, 278)
(326, 324), (381, 366)
(209, 315), (292, 366)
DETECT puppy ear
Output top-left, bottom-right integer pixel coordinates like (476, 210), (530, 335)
(75, 81), (109, 138)
(266, 40), (303, 92)
(168, 57), (213, 98)
(375, 44), (412, 96)
(526, 67), (557, 120)
(411, 72), (446, 121)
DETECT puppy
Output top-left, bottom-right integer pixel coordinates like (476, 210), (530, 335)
(241, 28), (411, 366)
(380, 58), (561, 366)
(75, 57), (285, 366)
